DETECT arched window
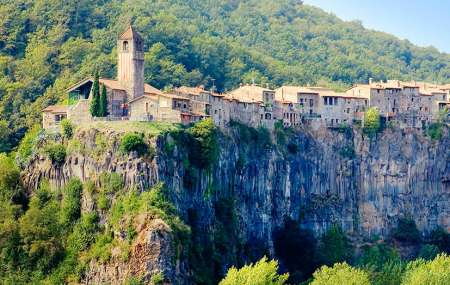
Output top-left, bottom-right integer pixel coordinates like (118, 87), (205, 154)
(123, 41), (129, 51)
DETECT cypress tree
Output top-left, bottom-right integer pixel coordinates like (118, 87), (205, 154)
(99, 84), (108, 117)
(89, 71), (100, 117)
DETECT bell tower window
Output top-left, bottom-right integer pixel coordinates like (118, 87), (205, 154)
(123, 41), (129, 52)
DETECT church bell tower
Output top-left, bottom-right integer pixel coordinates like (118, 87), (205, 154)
(118, 25), (145, 100)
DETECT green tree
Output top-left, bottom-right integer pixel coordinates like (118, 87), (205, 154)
(99, 84), (108, 117)
(363, 107), (381, 136)
(311, 263), (371, 285)
(120, 133), (148, 156)
(61, 119), (74, 139)
(0, 154), (22, 203)
(219, 256), (289, 285)
(89, 71), (100, 117)
(60, 178), (83, 226)
(316, 225), (353, 266)
(401, 254), (450, 285)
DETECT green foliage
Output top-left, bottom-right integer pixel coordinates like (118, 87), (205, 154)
(0, 154), (23, 203)
(363, 107), (381, 136)
(231, 120), (273, 150)
(150, 272), (165, 285)
(418, 244), (440, 260)
(66, 213), (99, 253)
(99, 84), (108, 117)
(429, 227), (450, 254)
(186, 118), (218, 169)
(316, 225), (353, 266)
(219, 256), (289, 285)
(44, 143), (67, 165)
(311, 263), (371, 285)
(120, 133), (149, 156)
(16, 124), (42, 164)
(339, 145), (356, 159)
(60, 178), (83, 226)
(19, 190), (63, 272)
(61, 119), (74, 139)
(90, 71), (100, 117)
(99, 172), (124, 194)
(392, 218), (421, 243)
(401, 254), (450, 285)
(427, 122), (443, 140)
(97, 192), (109, 210)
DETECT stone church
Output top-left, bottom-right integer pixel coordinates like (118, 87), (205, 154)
(42, 25), (166, 128)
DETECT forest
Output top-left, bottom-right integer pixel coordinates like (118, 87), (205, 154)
(1, 0), (450, 152)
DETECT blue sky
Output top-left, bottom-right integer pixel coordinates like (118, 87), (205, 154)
(304, 0), (450, 53)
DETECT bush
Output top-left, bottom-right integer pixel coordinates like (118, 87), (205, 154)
(363, 107), (381, 136)
(45, 144), (66, 165)
(392, 218), (421, 243)
(60, 178), (83, 226)
(427, 123), (443, 140)
(150, 272), (165, 285)
(61, 119), (74, 139)
(339, 145), (356, 159)
(418, 244), (440, 260)
(316, 225), (353, 266)
(429, 227), (450, 253)
(16, 124), (42, 164)
(311, 263), (371, 285)
(99, 172), (123, 194)
(0, 154), (23, 203)
(120, 133), (148, 156)
(219, 256), (288, 285)
(287, 142), (298, 154)
(401, 254), (450, 285)
(187, 118), (218, 169)
(67, 213), (99, 253)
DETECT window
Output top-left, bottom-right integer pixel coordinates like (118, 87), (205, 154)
(309, 99), (314, 107)
(123, 41), (129, 51)
(324, 97), (328, 105)
(145, 102), (149, 113)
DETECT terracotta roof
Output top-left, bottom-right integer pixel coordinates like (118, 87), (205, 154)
(119, 25), (143, 41)
(128, 94), (158, 104)
(42, 105), (68, 113)
(175, 86), (206, 96)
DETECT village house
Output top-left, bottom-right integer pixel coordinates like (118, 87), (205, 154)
(41, 26), (449, 132)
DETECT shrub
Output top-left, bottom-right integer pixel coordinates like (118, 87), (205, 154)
(60, 178), (83, 226)
(120, 133), (148, 156)
(45, 144), (67, 165)
(287, 142), (298, 154)
(99, 172), (123, 194)
(316, 225), (353, 266)
(219, 256), (289, 285)
(392, 218), (421, 243)
(0, 154), (23, 202)
(311, 263), (371, 285)
(150, 272), (165, 285)
(429, 227), (450, 253)
(67, 213), (99, 253)
(16, 124), (42, 164)
(187, 118), (218, 169)
(97, 192), (109, 210)
(61, 119), (74, 139)
(339, 145), (356, 159)
(427, 123), (443, 140)
(401, 254), (450, 285)
(363, 107), (381, 136)
(418, 244), (440, 260)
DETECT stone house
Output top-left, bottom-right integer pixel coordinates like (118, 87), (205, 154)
(42, 105), (68, 129)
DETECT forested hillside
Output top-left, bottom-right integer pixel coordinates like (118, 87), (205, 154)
(1, 0), (449, 151)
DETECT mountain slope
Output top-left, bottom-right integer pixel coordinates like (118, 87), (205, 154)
(0, 0), (449, 151)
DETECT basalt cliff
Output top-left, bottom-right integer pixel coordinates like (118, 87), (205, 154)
(21, 124), (450, 284)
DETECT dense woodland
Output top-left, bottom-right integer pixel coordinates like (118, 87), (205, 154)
(1, 0), (450, 151)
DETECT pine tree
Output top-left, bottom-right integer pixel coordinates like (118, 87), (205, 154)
(89, 71), (100, 117)
(99, 84), (108, 117)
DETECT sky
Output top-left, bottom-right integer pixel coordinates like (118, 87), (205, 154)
(304, 0), (450, 53)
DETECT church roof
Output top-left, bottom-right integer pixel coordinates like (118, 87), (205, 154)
(66, 77), (163, 95)
(119, 25), (143, 41)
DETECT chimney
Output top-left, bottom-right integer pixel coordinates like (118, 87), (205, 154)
(369, 78), (373, 85)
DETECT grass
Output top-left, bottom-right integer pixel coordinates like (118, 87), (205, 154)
(79, 121), (183, 136)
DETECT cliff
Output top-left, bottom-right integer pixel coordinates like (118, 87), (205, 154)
(21, 123), (450, 283)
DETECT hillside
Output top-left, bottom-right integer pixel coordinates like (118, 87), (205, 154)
(0, 0), (449, 152)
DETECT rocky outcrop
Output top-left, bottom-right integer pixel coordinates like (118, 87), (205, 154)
(21, 125), (450, 283)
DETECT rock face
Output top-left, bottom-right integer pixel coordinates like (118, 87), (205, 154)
(21, 126), (450, 283)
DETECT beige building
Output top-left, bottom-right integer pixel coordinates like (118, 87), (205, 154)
(42, 105), (68, 129)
